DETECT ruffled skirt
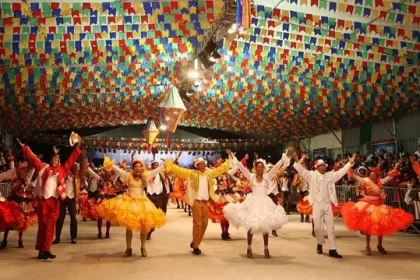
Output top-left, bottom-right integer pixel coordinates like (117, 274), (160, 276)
(208, 193), (239, 221)
(341, 201), (414, 236)
(97, 194), (166, 232)
(0, 201), (25, 231)
(223, 193), (288, 234)
(296, 200), (342, 217)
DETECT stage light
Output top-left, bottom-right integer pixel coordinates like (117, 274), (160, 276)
(197, 51), (215, 69)
(159, 124), (167, 131)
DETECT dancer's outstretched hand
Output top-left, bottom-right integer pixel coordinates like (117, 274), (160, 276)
(299, 155), (306, 165)
(285, 146), (294, 158)
(226, 149), (234, 159)
(16, 138), (24, 147)
(348, 153), (357, 164)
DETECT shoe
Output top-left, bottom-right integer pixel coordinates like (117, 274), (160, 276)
(221, 233), (227, 240)
(37, 251), (43, 259)
(52, 239), (60, 245)
(328, 250), (342, 258)
(71, 239), (77, 244)
(226, 233), (232, 240)
(300, 217), (304, 223)
(42, 252), (56, 260)
(147, 232), (152, 241)
(141, 248), (147, 257)
(247, 248), (253, 258)
(193, 248), (201, 255)
(105, 233), (110, 239)
(18, 241), (24, 248)
(123, 248), (132, 258)
(377, 246), (388, 255)
(317, 245), (323, 254)
(360, 231), (366, 235)
(264, 248), (270, 259)
(305, 217), (310, 223)
(190, 242), (194, 249)
(177, 205), (180, 209)
(97, 233), (102, 239)
(365, 247), (372, 256)
(272, 230), (278, 237)
(0, 241), (7, 249)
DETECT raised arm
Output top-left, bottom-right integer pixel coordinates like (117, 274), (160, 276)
(266, 153), (290, 181)
(232, 156), (252, 181)
(25, 168), (35, 183)
(227, 164), (239, 178)
(0, 169), (16, 182)
(21, 144), (46, 171)
(87, 167), (101, 181)
(112, 165), (129, 180)
(208, 159), (231, 179)
(145, 164), (165, 181)
(62, 147), (82, 174)
(164, 160), (193, 179)
(331, 162), (353, 183)
(351, 172), (365, 184)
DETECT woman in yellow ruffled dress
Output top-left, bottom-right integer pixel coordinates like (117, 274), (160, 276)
(98, 156), (166, 258)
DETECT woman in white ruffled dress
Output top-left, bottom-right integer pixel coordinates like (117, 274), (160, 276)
(223, 149), (291, 259)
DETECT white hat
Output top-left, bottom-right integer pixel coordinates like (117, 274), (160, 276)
(314, 159), (328, 168)
(194, 157), (207, 167)
(150, 159), (160, 165)
(255, 158), (267, 167)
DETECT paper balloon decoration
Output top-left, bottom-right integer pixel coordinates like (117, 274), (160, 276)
(142, 119), (159, 153)
(159, 85), (187, 148)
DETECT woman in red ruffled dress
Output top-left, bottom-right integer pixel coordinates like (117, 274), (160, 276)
(170, 176), (192, 216)
(0, 156), (36, 249)
(341, 166), (414, 255)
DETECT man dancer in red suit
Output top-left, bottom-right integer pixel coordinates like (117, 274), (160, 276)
(17, 136), (82, 260)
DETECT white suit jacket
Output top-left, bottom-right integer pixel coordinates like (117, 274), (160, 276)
(293, 162), (353, 206)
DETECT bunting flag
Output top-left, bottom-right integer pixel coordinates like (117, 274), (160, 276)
(0, 1), (419, 143)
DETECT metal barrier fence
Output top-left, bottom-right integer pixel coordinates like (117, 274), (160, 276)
(0, 182), (12, 199)
(288, 185), (420, 234)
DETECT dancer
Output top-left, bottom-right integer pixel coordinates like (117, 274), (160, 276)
(293, 154), (356, 258)
(146, 158), (174, 240)
(293, 164), (310, 223)
(164, 156), (231, 255)
(223, 149), (291, 259)
(98, 156), (165, 258)
(341, 166), (414, 255)
(54, 156), (88, 244)
(17, 135), (82, 260)
(0, 155), (36, 249)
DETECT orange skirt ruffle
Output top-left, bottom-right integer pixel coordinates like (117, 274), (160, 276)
(341, 201), (414, 236)
(98, 194), (166, 232)
(296, 200), (312, 215)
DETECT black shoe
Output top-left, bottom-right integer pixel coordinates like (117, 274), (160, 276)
(105, 233), (110, 239)
(193, 248), (201, 255)
(264, 248), (270, 259)
(42, 252), (57, 260)
(226, 233), (232, 240)
(377, 246), (388, 255)
(329, 250), (342, 258)
(18, 241), (24, 248)
(317, 245), (323, 254)
(0, 241), (7, 249)
(300, 217), (304, 223)
(305, 217), (310, 223)
(272, 230), (278, 237)
(82, 217), (87, 221)
(247, 248), (253, 258)
(221, 233), (229, 240)
(52, 239), (60, 245)
(177, 205), (180, 209)
(71, 239), (77, 244)
(97, 233), (102, 239)
(190, 242), (194, 249)
(37, 251), (43, 259)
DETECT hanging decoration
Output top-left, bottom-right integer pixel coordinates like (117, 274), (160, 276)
(159, 85), (187, 147)
(142, 119), (159, 153)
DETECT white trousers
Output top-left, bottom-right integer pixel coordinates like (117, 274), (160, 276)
(312, 201), (336, 250)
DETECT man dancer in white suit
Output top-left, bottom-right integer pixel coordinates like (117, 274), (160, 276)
(293, 154), (356, 258)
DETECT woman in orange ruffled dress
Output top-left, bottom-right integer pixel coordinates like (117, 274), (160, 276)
(170, 176), (191, 215)
(341, 166), (414, 255)
(98, 156), (166, 258)
(0, 155), (36, 249)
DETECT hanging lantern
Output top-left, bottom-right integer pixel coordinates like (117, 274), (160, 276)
(159, 85), (187, 148)
(142, 119), (159, 154)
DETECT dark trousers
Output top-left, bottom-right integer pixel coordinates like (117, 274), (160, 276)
(147, 193), (168, 214)
(55, 197), (78, 240)
(268, 193), (278, 205)
(282, 191), (291, 214)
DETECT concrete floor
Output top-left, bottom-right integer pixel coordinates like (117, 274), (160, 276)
(0, 204), (419, 280)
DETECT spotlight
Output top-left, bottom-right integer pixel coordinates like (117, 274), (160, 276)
(159, 124), (167, 131)
(194, 78), (202, 86)
(186, 87), (194, 97)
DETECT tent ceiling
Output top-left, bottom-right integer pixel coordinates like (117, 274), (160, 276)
(0, 0), (419, 142)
